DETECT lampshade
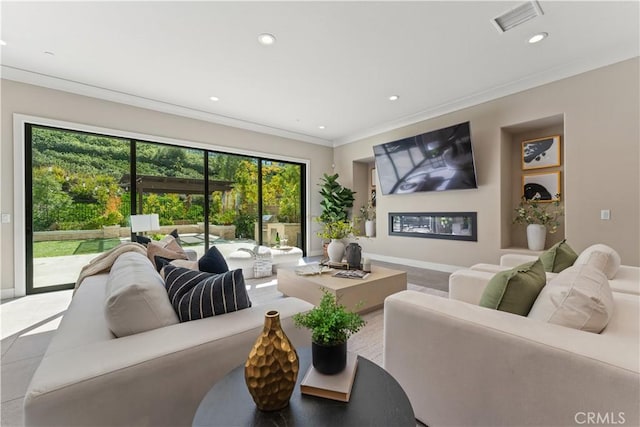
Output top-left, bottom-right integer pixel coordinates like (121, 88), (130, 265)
(130, 214), (160, 232)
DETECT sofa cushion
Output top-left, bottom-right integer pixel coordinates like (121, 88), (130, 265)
(147, 235), (188, 271)
(574, 244), (621, 279)
(105, 252), (179, 337)
(198, 245), (229, 274)
(539, 239), (578, 273)
(479, 258), (546, 316)
(163, 266), (252, 322)
(528, 264), (614, 333)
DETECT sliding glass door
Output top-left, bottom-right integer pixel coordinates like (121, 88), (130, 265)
(27, 125), (130, 292)
(25, 124), (306, 293)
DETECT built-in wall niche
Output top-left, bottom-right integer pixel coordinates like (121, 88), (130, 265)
(500, 114), (566, 251)
(389, 212), (477, 241)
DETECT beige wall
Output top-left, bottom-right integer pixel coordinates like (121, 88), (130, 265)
(335, 58), (640, 267)
(2, 58), (638, 294)
(0, 80), (334, 292)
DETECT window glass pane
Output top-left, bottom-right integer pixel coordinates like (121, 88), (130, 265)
(30, 126), (130, 289)
(208, 152), (257, 245)
(133, 142), (206, 255)
(261, 161), (302, 248)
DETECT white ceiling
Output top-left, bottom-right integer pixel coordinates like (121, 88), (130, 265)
(1, 1), (638, 147)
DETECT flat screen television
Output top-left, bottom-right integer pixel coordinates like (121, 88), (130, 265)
(373, 121), (478, 195)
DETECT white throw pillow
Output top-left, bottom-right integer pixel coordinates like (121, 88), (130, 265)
(528, 264), (614, 333)
(574, 244), (621, 279)
(105, 252), (179, 337)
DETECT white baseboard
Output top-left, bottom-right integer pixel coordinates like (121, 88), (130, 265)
(364, 252), (464, 273)
(1, 288), (15, 300)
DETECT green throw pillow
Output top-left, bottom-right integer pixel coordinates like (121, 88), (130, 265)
(539, 239), (578, 273)
(479, 259), (546, 316)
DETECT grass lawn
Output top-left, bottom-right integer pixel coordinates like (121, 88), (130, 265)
(34, 238), (122, 258)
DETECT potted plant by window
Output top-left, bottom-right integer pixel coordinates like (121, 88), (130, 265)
(293, 290), (365, 375)
(317, 173), (356, 261)
(318, 173), (355, 224)
(513, 194), (563, 250)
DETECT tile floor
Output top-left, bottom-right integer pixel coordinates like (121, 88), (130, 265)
(1, 290), (73, 427)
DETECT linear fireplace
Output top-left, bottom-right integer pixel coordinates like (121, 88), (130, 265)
(388, 212), (477, 241)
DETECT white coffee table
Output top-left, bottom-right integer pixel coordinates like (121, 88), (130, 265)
(277, 264), (407, 313)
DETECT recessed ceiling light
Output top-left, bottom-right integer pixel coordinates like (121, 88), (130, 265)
(528, 32), (548, 44)
(0, 40), (6, 46)
(44, 51), (55, 56)
(318, 125), (326, 130)
(209, 96), (219, 102)
(389, 95), (400, 101)
(257, 33), (276, 46)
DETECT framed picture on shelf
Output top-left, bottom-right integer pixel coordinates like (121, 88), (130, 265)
(522, 171), (560, 202)
(371, 168), (376, 188)
(370, 189), (376, 207)
(521, 135), (561, 170)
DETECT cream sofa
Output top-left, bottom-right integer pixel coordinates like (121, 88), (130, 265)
(384, 274), (640, 426)
(24, 253), (313, 427)
(470, 253), (639, 296)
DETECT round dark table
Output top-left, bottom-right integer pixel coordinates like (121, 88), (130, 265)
(193, 347), (415, 427)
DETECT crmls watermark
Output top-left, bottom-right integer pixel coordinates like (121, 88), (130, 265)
(575, 412), (626, 425)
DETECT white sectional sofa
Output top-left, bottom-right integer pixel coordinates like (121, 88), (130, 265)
(470, 253), (639, 296)
(384, 246), (640, 427)
(23, 252), (313, 427)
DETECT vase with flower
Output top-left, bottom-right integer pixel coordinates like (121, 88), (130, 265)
(513, 194), (563, 251)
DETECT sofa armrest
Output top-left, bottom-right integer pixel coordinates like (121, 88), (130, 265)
(383, 291), (640, 427)
(500, 253), (538, 267)
(448, 269), (494, 305)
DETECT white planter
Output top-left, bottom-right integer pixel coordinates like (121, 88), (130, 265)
(365, 220), (376, 237)
(526, 224), (547, 251)
(327, 239), (345, 263)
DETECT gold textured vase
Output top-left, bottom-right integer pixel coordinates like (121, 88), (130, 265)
(244, 310), (299, 411)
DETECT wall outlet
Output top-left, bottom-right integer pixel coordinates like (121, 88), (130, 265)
(1, 213), (10, 223)
(600, 210), (611, 220)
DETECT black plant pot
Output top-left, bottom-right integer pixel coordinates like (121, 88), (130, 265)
(312, 340), (347, 375)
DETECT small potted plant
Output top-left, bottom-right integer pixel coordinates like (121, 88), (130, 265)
(513, 194), (563, 250)
(293, 290), (365, 374)
(316, 218), (357, 262)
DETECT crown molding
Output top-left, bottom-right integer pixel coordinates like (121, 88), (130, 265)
(333, 49), (640, 147)
(0, 65), (334, 147)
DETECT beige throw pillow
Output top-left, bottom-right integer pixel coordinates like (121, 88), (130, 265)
(574, 244), (621, 279)
(528, 264), (614, 333)
(105, 252), (179, 337)
(147, 235), (188, 270)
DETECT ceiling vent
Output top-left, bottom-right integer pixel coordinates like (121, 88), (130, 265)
(492, 1), (544, 33)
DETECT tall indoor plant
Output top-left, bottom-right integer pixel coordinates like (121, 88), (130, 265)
(318, 173), (356, 261)
(293, 290), (365, 374)
(513, 194), (563, 250)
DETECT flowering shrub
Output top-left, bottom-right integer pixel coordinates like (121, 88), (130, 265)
(513, 194), (563, 233)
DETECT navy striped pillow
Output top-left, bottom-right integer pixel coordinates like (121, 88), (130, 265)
(163, 266), (252, 322)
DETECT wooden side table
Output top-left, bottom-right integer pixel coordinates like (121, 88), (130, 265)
(193, 347), (415, 427)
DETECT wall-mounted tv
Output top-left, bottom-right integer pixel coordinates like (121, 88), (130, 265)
(373, 121), (478, 195)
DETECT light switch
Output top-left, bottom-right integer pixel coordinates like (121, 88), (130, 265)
(600, 210), (610, 220)
(1, 213), (10, 223)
